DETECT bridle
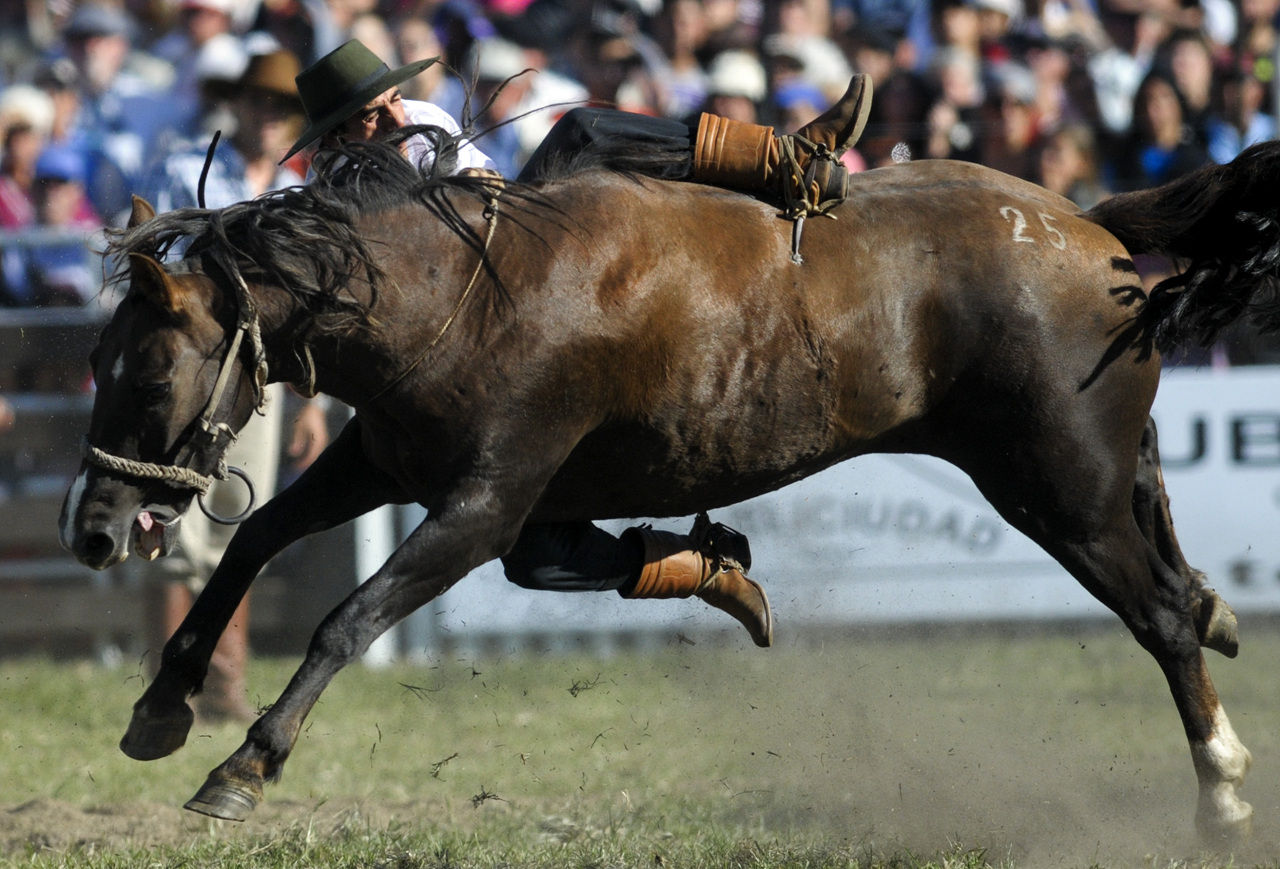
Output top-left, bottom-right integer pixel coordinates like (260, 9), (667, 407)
(81, 259), (270, 525)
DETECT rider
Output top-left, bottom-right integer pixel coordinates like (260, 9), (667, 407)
(281, 39), (874, 648)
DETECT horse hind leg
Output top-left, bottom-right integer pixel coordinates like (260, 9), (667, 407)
(1049, 523), (1252, 842)
(966, 442), (1251, 841)
(1134, 416), (1239, 657)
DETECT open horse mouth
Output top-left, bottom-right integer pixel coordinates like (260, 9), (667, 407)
(133, 510), (182, 561)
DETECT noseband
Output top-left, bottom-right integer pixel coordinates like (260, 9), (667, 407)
(81, 262), (270, 525)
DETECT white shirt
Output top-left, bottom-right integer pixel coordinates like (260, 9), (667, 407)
(402, 99), (497, 174)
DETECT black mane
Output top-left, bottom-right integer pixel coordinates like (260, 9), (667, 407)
(106, 121), (684, 334)
(107, 126), (512, 334)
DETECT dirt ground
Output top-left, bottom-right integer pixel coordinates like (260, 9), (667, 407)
(4, 627), (1279, 867)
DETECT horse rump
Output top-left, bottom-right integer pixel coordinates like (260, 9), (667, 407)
(1084, 140), (1280, 353)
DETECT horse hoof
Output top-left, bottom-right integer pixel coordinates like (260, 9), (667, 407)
(1197, 780), (1253, 848)
(184, 779), (260, 822)
(119, 703), (194, 761)
(1197, 803), (1253, 848)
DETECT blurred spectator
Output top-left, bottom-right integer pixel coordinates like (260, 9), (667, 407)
(775, 78), (829, 131)
(1036, 120), (1110, 206)
(150, 0), (241, 136)
(982, 61), (1041, 178)
(698, 49), (767, 125)
(762, 32), (856, 103)
(926, 45), (986, 160)
(0, 394), (13, 434)
(32, 58), (82, 145)
(577, 30), (657, 110)
(395, 16), (464, 111)
(1206, 65), (1277, 163)
(835, 1), (931, 68)
(1087, 10), (1169, 137)
(435, 0), (499, 72)
(465, 37), (532, 176)
(1, 146), (103, 308)
(1238, 0), (1280, 81)
(59, 2), (173, 223)
(351, 11), (399, 65)
(0, 85), (56, 230)
(970, 0), (1023, 64)
(933, 0), (984, 58)
(1109, 69), (1209, 189)
(142, 49), (307, 211)
(502, 40), (590, 153)
(652, 0), (710, 119)
(859, 65), (932, 164)
(1158, 27), (1216, 143)
(844, 25), (901, 88)
(1022, 32), (1090, 133)
(700, 0), (760, 54)
(250, 0), (342, 64)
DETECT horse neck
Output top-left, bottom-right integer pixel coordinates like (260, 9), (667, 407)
(245, 280), (364, 403)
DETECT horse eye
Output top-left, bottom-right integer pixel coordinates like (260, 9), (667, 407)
(134, 383), (171, 407)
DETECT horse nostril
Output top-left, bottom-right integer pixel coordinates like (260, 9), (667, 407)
(81, 532), (116, 562)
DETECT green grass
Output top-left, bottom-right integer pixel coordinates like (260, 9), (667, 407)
(3, 623), (1280, 867)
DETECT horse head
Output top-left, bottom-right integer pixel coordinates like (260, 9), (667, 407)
(59, 197), (267, 569)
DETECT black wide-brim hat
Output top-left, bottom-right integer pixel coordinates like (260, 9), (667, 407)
(281, 39), (438, 162)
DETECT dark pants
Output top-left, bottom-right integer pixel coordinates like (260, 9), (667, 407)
(501, 520), (644, 594)
(517, 107), (695, 184)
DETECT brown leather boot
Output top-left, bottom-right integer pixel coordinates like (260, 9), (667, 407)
(691, 74), (872, 215)
(195, 596), (259, 724)
(624, 515), (773, 647)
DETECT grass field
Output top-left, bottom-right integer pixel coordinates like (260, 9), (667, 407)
(2, 621), (1280, 868)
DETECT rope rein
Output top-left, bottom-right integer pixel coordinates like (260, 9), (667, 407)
(365, 190), (501, 404)
(82, 438), (225, 494)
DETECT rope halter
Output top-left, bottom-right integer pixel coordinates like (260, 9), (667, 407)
(80, 263), (269, 525)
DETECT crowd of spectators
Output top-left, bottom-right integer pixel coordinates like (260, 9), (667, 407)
(0, 0), (1276, 310)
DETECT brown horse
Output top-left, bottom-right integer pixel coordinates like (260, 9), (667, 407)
(57, 134), (1280, 839)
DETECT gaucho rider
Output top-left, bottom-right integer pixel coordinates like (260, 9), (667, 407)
(282, 39), (873, 647)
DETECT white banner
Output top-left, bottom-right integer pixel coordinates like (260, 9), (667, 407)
(418, 366), (1280, 640)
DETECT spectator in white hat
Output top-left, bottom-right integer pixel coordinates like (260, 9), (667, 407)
(702, 49), (767, 125)
(0, 85), (56, 231)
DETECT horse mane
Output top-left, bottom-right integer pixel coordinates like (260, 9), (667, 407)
(105, 126), (517, 336)
(105, 120), (681, 340)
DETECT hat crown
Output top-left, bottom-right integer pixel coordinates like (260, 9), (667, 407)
(281, 38), (438, 162)
(296, 40), (390, 124)
(240, 49), (302, 98)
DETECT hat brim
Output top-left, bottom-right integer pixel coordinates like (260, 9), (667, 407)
(281, 56), (438, 162)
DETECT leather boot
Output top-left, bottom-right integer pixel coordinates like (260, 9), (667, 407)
(623, 514), (773, 647)
(691, 74), (872, 214)
(195, 596), (259, 724)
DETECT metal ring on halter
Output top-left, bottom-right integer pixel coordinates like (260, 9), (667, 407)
(197, 466), (256, 525)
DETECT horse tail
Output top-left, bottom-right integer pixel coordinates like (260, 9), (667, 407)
(1083, 140), (1280, 352)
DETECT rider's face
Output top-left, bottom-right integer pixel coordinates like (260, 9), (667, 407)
(332, 87), (408, 149)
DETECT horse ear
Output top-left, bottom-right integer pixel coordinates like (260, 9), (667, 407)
(128, 196), (156, 229)
(128, 253), (189, 319)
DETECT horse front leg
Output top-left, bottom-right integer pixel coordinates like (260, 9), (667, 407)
(120, 420), (404, 761)
(182, 482), (528, 821)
